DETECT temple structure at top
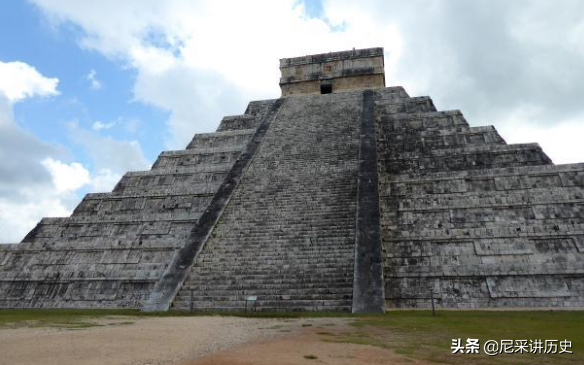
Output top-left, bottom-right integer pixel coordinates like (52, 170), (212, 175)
(279, 47), (385, 95)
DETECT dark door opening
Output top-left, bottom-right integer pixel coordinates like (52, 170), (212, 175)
(320, 84), (332, 94)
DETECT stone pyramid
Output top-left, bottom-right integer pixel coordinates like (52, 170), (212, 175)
(1, 48), (582, 312)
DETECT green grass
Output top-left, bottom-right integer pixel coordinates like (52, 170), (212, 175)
(0, 309), (141, 329)
(337, 310), (584, 365)
(0, 308), (352, 328)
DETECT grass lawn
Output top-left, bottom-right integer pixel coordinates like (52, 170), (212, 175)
(0, 308), (353, 329)
(0, 309), (581, 364)
(0, 308), (142, 329)
(342, 310), (584, 365)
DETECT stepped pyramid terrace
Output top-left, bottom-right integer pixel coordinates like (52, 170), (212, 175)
(1, 47), (583, 312)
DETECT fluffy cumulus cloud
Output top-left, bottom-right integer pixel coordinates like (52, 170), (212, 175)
(62, 120), (151, 199)
(3, 1), (582, 242)
(0, 92), (86, 242)
(322, 0), (584, 162)
(0, 57), (149, 242)
(28, 0), (584, 162)
(0, 60), (75, 242)
(0, 108), (150, 242)
(41, 158), (90, 193)
(0, 95), (56, 194)
(28, 0), (391, 148)
(0, 59), (59, 102)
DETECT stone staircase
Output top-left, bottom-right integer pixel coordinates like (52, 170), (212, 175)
(172, 92), (365, 312)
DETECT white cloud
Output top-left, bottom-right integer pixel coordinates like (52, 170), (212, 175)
(28, 0), (382, 148)
(86, 69), (102, 90)
(0, 194), (73, 243)
(2, 0), (583, 241)
(0, 112), (146, 242)
(132, 63), (245, 148)
(0, 59), (144, 243)
(25, 0), (584, 160)
(0, 93), (84, 243)
(0, 59), (59, 102)
(68, 120), (150, 172)
(89, 168), (121, 192)
(0, 59), (69, 242)
(41, 157), (90, 193)
(0, 130), (144, 243)
(498, 112), (584, 164)
(321, 0), (584, 163)
(0, 157), (94, 242)
(92, 120), (115, 130)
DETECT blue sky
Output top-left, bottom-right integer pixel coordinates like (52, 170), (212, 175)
(1, 0), (584, 242)
(1, 0), (167, 163)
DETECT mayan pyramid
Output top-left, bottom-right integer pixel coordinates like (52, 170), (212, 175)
(1, 48), (583, 312)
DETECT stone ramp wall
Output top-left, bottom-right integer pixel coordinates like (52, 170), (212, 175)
(173, 92), (365, 312)
(352, 90), (384, 313)
(376, 88), (584, 308)
(0, 101), (275, 308)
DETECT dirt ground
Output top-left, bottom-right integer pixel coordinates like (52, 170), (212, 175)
(182, 323), (431, 365)
(0, 316), (429, 365)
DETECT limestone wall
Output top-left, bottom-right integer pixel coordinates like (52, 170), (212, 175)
(279, 48), (385, 96)
(280, 74), (386, 96)
(375, 87), (584, 308)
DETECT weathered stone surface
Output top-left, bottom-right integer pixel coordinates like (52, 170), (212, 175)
(280, 48), (385, 96)
(173, 91), (363, 312)
(143, 98), (285, 311)
(375, 88), (584, 309)
(0, 47), (582, 311)
(352, 90), (385, 313)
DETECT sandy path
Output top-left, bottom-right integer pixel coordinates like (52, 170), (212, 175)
(181, 322), (433, 365)
(0, 316), (430, 365)
(0, 316), (328, 365)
